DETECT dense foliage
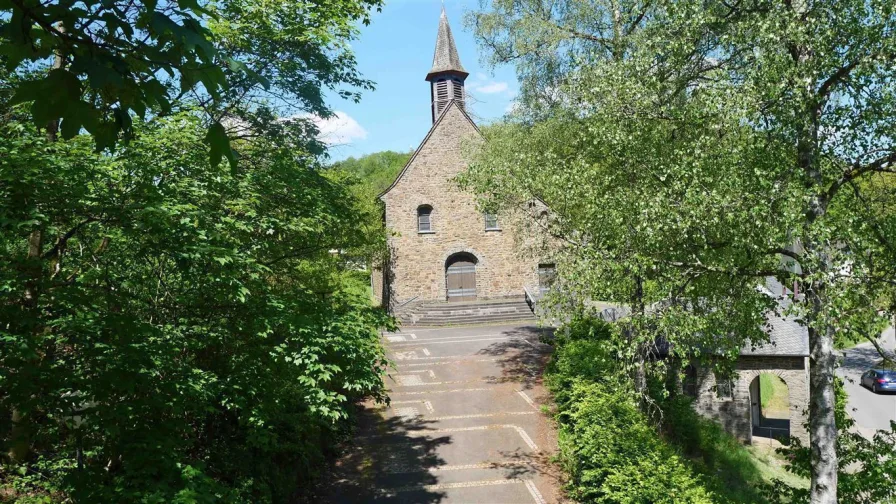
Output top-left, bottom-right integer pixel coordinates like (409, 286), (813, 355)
(546, 320), (715, 503)
(0, 100), (392, 501)
(1, 0), (393, 499)
(330, 150), (412, 196)
(0, 0), (381, 162)
(466, 0), (896, 500)
(0, 99), (386, 502)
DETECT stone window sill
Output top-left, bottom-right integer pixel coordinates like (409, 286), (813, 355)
(418, 230), (436, 235)
(485, 228), (502, 232)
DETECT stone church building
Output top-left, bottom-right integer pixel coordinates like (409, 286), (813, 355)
(372, 9), (810, 447)
(372, 9), (548, 311)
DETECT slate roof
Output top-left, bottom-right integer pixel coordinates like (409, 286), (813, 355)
(741, 278), (809, 357)
(594, 277), (810, 358)
(426, 7), (467, 80)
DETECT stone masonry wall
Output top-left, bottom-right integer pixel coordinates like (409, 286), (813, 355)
(691, 356), (809, 445)
(380, 103), (540, 306)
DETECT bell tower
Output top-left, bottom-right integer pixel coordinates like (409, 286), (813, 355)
(425, 7), (468, 122)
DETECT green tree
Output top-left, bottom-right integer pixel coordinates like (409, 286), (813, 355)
(0, 0), (380, 158)
(466, 1), (896, 502)
(0, 98), (392, 501)
(330, 150), (413, 196)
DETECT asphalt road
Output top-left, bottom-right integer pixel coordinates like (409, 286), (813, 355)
(837, 327), (896, 437)
(326, 323), (565, 503)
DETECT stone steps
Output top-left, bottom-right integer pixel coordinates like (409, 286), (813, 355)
(397, 298), (535, 327)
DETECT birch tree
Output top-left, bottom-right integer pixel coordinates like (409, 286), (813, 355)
(467, 1), (896, 502)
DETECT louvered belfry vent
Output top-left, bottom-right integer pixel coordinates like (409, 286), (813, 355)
(425, 8), (468, 122)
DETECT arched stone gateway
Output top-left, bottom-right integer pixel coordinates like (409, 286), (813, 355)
(445, 252), (477, 301)
(689, 357), (809, 446)
(748, 373), (791, 441)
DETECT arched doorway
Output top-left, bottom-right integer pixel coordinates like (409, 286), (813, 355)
(446, 253), (477, 302)
(749, 373), (790, 441)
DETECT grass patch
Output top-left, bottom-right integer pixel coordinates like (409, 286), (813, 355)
(759, 373), (789, 418)
(664, 397), (809, 503)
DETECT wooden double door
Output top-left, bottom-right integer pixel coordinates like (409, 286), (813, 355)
(446, 257), (477, 302)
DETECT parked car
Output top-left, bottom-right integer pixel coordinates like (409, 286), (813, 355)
(861, 369), (896, 393)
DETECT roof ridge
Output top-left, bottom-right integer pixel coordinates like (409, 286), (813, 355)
(378, 100), (481, 199)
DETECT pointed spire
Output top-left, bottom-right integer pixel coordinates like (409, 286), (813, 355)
(426, 7), (468, 81)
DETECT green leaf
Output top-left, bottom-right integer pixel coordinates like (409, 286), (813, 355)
(204, 121), (235, 170)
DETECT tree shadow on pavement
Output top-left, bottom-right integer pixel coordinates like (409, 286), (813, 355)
(475, 326), (554, 391)
(321, 406), (450, 503)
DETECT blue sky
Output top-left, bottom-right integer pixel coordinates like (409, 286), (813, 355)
(319, 0), (519, 161)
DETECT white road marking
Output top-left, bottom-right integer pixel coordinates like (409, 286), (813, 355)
(390, 336), (516, 345)
(386, 336), (407, 342)
(359, 424), (539, 450)
(394, 406), (419, 418)
(398, 358), (500, 367)
(394, 374), (424, 386)
(391, 400), (434, 413)
(391, 379), (492, 387)
(401, 369), (437, 379)
(422, 348), (431, 356)
(389, 387), (493, 396)
(524, 478), (548, 504)
(384, 460), (536, 474)
(410, 333), (417, 339)
(380, 478), (540, 496)
(427, 411), (535, 421)
(393, 351), (418, 360)
(392, 332), (503, 342)
(517, 390), (538, 410)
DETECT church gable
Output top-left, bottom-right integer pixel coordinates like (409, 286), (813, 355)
(380, 100), (481, 201)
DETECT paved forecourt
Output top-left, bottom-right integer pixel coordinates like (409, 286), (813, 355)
(327, 323), (563, 504)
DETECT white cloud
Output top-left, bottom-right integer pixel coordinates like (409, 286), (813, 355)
(474, 81), (509, 94)
(309, 111), (368, 145)
(467, 74), (513, 96)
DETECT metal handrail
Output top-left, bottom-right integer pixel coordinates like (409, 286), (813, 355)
(395, 295), (420, 311)
(523, 286), (537, 314)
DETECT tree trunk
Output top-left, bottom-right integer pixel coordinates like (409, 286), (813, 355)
(806, 283), (838, 503)
(8, 26), (66, 464)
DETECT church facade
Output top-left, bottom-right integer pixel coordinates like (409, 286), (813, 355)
(373, 10), (547, 309)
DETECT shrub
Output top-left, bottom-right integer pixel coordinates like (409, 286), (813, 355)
(555, 382), (715, 504)
(547, 318), (715, 503)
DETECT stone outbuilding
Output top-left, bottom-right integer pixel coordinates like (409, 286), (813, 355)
(687, 283), (810, 445)
(373, 9), (549, 311)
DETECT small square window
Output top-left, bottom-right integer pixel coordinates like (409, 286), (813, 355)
(484, 212), (499, 230)
(716, 380), (734, 399)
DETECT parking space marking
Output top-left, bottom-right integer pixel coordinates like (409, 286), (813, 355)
(394, 374), (424, 386)
(517, 390), (538, 410)
(391, 333), (503, 343)
(361, 424), (539, 450)
(397, 358), (500, 367)
(402, 369), (437, 379)
(427, 411), (535, 421)
(390, 337), (515, 346)
(525, 479), (548, 504)
(391, 400), (434, 414)
(380, 478), (543, 501)
(389, 387), (492, 396)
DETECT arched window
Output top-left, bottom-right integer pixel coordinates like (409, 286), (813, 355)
(417, 205), (433, 233)
(484, 212), (499, 230)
